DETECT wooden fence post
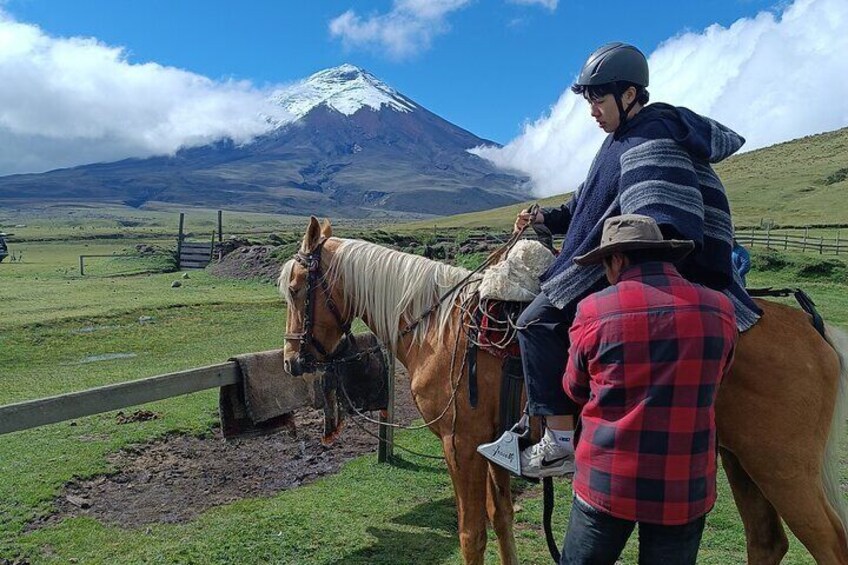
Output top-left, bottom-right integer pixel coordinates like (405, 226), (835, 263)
(784, 234), (788, 250)
(378, 353), (396, 463)
(837, 230), (841, 256)
(820, 237), (824, 254)
(749, 227), (755, 247)
(177, 213), (185, 266)
(766, 226), (771, 249)
(803, 226), (808, 252)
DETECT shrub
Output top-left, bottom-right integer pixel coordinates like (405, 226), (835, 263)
(454, 252), (487, 270)
(794, 256), (847, 282)
(824, 167), (848, 186)
(751, 249), (790, 272)
(270, 242), (301, 261)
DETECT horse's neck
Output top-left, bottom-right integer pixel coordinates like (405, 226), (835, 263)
(353, 309), (435, 373)
(332, 240), (466, 370)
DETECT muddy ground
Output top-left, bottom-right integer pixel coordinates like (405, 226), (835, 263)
(29, 368), (422, 530)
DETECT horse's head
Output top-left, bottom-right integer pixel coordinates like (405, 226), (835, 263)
(280, 217), (353, 376)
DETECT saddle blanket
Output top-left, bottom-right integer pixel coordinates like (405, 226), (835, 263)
(479, 239), (555, 302)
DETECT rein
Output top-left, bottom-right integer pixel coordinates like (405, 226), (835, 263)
(283, 217), (537, 450)
(285, 223), (531, 374)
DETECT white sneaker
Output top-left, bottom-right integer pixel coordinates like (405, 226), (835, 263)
(520, 430), (574, 478)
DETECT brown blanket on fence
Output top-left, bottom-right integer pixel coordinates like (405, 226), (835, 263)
(219, 349), (321, 439)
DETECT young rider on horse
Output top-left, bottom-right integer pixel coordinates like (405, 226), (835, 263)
(501, 42), (761, 478)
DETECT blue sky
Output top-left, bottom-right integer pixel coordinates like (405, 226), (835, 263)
(1, 0), (846, 195)
(4, 0), (779, 143)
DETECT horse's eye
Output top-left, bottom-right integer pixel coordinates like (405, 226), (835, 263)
(288, 285), (300, 298)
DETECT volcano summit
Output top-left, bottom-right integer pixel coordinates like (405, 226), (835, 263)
(0, 64), (528, 217)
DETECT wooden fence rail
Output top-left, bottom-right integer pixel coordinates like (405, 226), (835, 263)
(0, 360), (397, 461)
(745, 232), (845, 255)
(0, 363), (238, 436)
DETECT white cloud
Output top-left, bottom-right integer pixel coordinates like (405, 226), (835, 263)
(329, 0), (472, 60)
(507, 0), (558, 11)
(474, 0), (848, 197)
(0, 11), (292, 176)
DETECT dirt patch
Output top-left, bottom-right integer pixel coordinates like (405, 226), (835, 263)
(207, 245), (288, 283)
(29, 369), (421, 530)
(114, 410), (160, 425)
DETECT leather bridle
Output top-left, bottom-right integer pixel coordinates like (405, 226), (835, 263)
(284, 238), (356, 373)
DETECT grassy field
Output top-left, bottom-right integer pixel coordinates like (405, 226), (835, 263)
(401, 126), (848, 232)
(1, 228), (847, 564)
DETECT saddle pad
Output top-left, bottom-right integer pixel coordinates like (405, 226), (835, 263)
(479, 239), (555, 302)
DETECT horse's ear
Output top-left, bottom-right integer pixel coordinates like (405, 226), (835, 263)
(302, 216), (321, 253)
(320, 218), (333, 239)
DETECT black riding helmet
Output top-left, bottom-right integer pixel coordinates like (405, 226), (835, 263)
(572, 42), (649, 134)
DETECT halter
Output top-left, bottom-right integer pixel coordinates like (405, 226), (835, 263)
(284, 237), (357, 373)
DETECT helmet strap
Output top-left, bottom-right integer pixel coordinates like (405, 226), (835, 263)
(613, 91), (639, 137)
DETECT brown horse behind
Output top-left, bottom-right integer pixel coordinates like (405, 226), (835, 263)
(281, 218), (848, 564)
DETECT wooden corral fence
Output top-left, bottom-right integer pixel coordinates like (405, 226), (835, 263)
(742, 227), (846, 255)
(177, 212), (217, 269)
(0, 358), (397, 462)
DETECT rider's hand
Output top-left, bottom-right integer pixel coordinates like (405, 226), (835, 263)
(513, 208), (544, 234)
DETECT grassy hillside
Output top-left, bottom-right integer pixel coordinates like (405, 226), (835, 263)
(402, 126), (848, 231)
(716, 127), (848, 227)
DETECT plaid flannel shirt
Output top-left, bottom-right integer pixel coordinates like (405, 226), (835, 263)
(564, 262), (737, 525)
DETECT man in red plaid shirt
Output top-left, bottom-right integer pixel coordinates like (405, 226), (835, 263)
(560, 214), (737, 565)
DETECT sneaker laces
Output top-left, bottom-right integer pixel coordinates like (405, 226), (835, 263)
(525, 433), (567, 459)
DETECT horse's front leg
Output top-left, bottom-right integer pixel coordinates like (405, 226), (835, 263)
(442, 433), (491, 565)
(486, 463), (519, 565)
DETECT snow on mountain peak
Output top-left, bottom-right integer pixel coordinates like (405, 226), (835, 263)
(271, 64), (417, 119)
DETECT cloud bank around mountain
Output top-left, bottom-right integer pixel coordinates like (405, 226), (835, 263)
(473, 0), (848, 197)
(0, 11), (291, 176)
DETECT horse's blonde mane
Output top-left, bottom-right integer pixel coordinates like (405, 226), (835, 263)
(278, 238), (476, 348)
(331, 238), (474, 348)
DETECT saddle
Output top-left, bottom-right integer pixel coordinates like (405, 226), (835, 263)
(465, 299), (527, 436)
(466, 239), (556, 434)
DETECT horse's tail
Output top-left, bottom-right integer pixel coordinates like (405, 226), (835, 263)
(823, 323), (848, 539)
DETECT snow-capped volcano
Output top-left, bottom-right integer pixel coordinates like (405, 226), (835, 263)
(272, 64), (417, 119)
(0, 64), (528, 217)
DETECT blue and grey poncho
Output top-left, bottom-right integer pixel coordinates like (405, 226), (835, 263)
(539, 103), (762, 331)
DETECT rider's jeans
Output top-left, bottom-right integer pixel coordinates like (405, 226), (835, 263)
(561, 494), (706, 565)
(516, 291), (581, 416)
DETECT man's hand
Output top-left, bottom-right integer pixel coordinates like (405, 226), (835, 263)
(513, 205), (544, 234)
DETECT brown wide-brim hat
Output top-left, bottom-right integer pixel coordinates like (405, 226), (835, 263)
(573, 214), (695, 266)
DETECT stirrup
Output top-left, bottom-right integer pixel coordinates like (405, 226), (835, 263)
(477, 413), (530, 476)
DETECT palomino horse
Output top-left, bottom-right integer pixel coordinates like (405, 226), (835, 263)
(281, 218), (848, 565)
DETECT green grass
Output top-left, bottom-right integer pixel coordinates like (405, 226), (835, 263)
(0, 203), (309, 243)
(716, 128), (848, 227)
(1, 236), (847, 564)
(397, 127), (848, 232)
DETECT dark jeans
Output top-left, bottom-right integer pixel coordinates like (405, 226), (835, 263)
(516, 291), (580, 416)
(561, 495), (706, 565)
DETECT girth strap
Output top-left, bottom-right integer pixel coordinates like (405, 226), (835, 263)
(748, 287), (825, 338)
(499, 356), (524, 437)
(466, 308), (484, 408)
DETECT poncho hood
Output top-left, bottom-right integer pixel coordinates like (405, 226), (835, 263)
(626, 103), (745, 164)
